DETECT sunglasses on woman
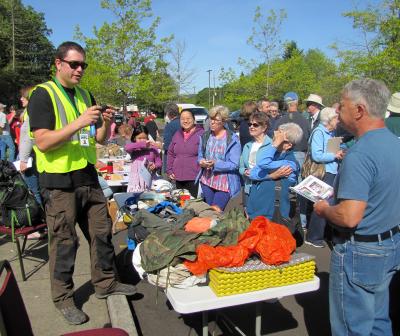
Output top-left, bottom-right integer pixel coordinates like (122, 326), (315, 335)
(60, 59), (89, 70)
(248, 122), (261, 128)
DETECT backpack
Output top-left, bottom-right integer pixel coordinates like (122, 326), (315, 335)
(0, 160), (44, 231)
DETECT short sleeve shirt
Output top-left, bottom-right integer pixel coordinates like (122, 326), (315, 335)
(335, 128), (400, 235)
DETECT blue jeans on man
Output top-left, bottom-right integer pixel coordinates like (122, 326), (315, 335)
(0, 139), (5, 159)
(0, 134), (15, 161)
(294, 151), (308, 228)
(330, 231), (400, 335)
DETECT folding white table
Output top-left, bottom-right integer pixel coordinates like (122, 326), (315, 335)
(166, 276), (320, 336)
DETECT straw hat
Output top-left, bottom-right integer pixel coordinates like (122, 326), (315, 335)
(387, 92), (400, 114)
(305, 94), (324, 108)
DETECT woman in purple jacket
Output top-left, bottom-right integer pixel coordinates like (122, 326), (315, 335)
(167, 109), (204, 197)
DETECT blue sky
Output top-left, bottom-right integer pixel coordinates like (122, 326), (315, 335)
(23, 0), (373, 92)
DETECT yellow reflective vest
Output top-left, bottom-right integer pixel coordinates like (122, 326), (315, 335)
(33, 81), (97, 173)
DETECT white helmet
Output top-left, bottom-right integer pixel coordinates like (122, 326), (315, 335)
(151, 179), (173, 192)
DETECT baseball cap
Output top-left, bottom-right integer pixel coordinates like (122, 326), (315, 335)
(283, 92), (299, 103)
(0, 103), (6, 109)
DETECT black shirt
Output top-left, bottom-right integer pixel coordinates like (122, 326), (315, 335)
(274, 111), (311, 152)
(28, 82), (99, 189)
(239, 118), (252, 149)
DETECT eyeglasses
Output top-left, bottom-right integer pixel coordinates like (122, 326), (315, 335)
(248, 122), (261, 128)
(210, 118), (223, 123)
(60, 59), (88, 70)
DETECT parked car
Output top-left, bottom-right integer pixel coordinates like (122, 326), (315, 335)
(228, 110), (241, 132)
(165, 103), (208, 125)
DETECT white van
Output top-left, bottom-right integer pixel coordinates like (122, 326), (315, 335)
(165, 103), (208, 125)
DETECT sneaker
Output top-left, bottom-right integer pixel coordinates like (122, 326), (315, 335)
(95, 282), (137, 299)
(58, 305), (88, 325)
(305, 240), (326, 248)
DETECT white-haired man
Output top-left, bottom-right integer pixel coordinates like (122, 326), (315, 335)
(315, 78), (400, 335)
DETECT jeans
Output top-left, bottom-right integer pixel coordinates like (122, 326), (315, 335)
(0, 134), (15, 161)
(22, 169), (42, 205)
(0, 139), (5, 159)
(330, 232), (400, 336)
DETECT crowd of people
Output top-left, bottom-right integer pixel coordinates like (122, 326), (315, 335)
(1, 40), (399, 336)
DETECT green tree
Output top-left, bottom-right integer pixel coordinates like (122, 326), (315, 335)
(245, 6), (287, 97)
(169, 40), (196, 102)
(283, 41), (303, 60)
(0, 0), (54, 104)
(220, 49), (347, 110)
(76, 0), (173, 108)
(334, 0), (400, 90)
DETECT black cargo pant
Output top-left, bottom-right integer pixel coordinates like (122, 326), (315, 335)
(42, 186), (116, 308)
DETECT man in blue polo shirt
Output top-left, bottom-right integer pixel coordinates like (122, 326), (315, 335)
(315, 78), (400, 336)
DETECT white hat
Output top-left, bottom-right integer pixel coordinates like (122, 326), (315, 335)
(0, 103), (6, 109)
(387, 92), (400, 114)
(305, 94), (324, 108)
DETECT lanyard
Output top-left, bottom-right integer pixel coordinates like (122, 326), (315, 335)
(53, 77), (81, 119)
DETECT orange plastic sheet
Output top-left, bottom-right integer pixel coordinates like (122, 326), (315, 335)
(184, 216), (296, 275)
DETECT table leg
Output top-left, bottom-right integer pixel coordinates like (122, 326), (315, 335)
(255, 302), (262, 336)
(202, 311), (208, 336)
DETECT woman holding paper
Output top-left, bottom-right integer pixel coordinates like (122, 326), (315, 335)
(305, 107), (344, 248)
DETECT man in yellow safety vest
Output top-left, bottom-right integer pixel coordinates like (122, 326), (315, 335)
(28, 41), (137, 325)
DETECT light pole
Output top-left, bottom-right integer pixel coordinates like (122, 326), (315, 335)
(207, 69), (212, 109)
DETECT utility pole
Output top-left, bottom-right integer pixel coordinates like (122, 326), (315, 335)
(207, 69), (212, 109)
(11, 0), (15, 71)
(212, 72), (216, 107)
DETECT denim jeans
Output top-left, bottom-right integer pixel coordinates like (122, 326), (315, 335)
(294, 151), (307, 227)
(22, 168), (42, 205)
(0, 134), (15, 161)
(0, 139), (5, 159)
(330, 231), (400, 336)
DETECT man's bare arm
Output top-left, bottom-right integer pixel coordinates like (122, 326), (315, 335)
(34, 105), (102, 152)
(314, 199), (367, 228)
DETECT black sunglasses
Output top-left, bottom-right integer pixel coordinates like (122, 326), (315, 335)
(248, 122), (261, 128)
(60, 59), (88, 70)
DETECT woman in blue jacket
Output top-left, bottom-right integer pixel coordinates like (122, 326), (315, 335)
(196, 105), (241, 210)
(306, 107), (344, 248)
(241, 113), (303, 220)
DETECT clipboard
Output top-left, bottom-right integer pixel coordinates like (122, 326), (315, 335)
(327, 137), (341, 153)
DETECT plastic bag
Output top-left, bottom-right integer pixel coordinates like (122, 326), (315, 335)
(184, 216), (296, 275)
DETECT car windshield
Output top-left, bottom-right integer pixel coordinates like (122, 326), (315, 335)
(187, 108), (208, 116)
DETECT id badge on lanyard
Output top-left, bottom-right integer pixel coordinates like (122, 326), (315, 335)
(79, 129), (90, 147)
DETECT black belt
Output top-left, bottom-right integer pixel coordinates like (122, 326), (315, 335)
(333, 225), (400, 242)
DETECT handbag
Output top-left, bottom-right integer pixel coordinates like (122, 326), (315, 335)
(301, 130), (326, 179)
